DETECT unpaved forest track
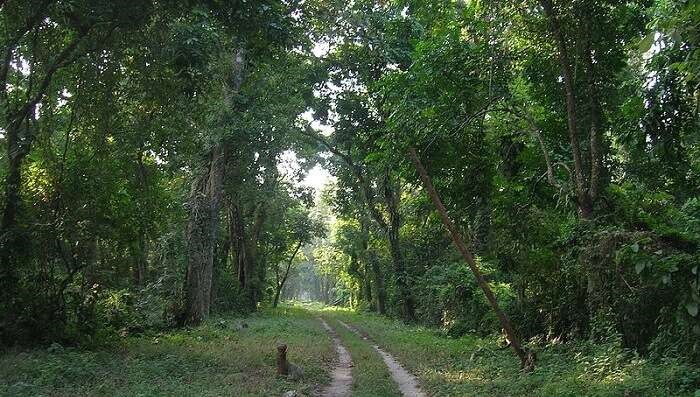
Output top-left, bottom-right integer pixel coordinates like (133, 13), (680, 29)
(319, 318), (353, 397)
(337, 320), (426, 397)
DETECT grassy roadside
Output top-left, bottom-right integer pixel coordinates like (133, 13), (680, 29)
(0, 307), (333, 397)
(328, 308), (700, 397)
(322, 316), (401, 397)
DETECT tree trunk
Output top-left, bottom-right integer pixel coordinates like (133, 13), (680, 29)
(363, 263), (372, 305)
(408, 147), (534, 371)
(131, 233), (147, 286)
(582, 14), (603, 204)
(272, 287), (282, 308)
(184, 145), (225, 325)
(370, 252), (387, 314)
(246, 205), (265, 309)
(273, 241), (302, 308)
(540, 2), (608, 319)
(231, 201), (248, 288)
(361, 215), (386, 314)
(359, 217), (373, 306)
(183, 47), (245, 324)
(231, 199), (266, 311)
(0, 120), (31, 277)
(383, 175), (415, 321)
(132, 152), (149, 287)
(539, 0), (592, 219)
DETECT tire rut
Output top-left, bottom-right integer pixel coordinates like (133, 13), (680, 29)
(318, 318), (353, 397)
(337, 320), (426, 397)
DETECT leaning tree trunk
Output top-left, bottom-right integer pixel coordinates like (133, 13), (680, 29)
(408, 148), (534, 371)
(273, 241), (302, 308)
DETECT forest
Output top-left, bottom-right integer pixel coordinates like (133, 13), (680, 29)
(1, 0), (699, 396)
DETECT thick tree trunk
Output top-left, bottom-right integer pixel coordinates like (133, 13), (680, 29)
(582, 15), (603, 204)
(183, 48), (245, 324)
(408, 148), (534, 371)
(184, 145), (225, 325)
(246, 205), (265, 309)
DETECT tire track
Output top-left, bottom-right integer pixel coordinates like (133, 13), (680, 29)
(318, 318), (353, 397)
(337, 320), (426, 397)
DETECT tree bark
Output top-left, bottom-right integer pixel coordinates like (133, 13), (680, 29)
(408, 147), (534, 370)
(184, 145), (225, 325)
(183, 48), (245, 325)
(582, 15), (603, 203)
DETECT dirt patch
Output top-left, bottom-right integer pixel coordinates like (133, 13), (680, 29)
(318, 318), (353, 397)
(338, 320), (426, 397)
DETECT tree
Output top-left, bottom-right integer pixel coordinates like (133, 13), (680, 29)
(270, 203), (325, 307)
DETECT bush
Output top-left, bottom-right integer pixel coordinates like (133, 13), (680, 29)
(415, 259), (513, 337)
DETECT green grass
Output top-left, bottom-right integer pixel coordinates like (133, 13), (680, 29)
(328, 308), (700, 397)
(0, 306), (334, 397)
(323, 316), (401, 397)
(2, 303), (699, 396)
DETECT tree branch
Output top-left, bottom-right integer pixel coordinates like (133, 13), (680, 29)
(8, 26), (92, 135)
(298, 127), (388, 230)
(539, 0), (591, 215)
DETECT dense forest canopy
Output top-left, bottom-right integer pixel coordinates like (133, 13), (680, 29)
(1, 0), (699, 376)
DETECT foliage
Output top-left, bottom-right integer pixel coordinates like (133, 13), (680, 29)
(1, 0), (699, 387)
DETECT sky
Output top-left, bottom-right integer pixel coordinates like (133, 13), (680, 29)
(303, 163), (333, 193)
(277, 109), (336, 198)
(287, 38), (337, 199)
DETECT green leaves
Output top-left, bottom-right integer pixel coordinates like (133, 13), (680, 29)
(635, 261), (646, 274)
(638, 32), (655, 53)
(687, 302), (698, 317)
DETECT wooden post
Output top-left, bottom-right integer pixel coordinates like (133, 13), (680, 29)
(407, 147), (534, 371)
(276, 343), (289, 375)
